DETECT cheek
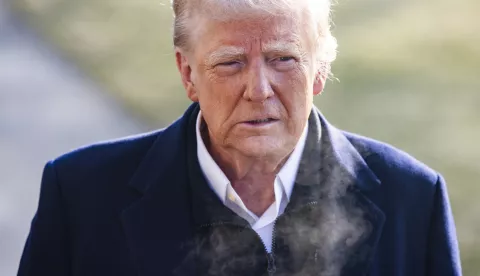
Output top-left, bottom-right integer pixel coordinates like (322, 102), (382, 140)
(197, 77), (244, 136)
(273, 68), (311, 107)
(271, 68), (312, 135)
(200, 80), (242, 114)
(197, 73), (228, 108)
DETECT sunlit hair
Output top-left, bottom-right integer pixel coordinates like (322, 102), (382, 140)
(171, 0), (337, 79)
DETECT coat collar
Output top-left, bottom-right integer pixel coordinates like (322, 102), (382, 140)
(120, 103), (385, 276)
(280, 106), (384, 275)
(287, 105), (381, 209)
(121, 104), (197, 276)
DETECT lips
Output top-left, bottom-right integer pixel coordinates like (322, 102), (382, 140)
(244, 118), (278, 125)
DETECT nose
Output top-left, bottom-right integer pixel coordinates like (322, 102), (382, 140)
(243, 61), (274, 102)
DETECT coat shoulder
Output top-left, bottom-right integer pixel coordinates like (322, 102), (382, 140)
(53, 129), (161, 174)
(46, 128), (173, 201)
(45, 111), (189, 204)
(344, 131), (439, 188)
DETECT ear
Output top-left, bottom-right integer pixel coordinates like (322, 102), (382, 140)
(313, 71), (326, 96)
(175, 47), (198, 102)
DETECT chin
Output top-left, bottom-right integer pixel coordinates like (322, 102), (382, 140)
(235, 136), (290, 159)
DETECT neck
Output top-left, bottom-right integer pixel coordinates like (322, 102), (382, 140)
(201, 128), (291, 216)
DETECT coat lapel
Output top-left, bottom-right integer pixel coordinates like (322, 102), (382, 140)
(120, 105), (198, 276)
(286, 108), (385, 276)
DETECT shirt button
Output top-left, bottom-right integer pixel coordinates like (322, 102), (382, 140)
(228, 193), (236, 202)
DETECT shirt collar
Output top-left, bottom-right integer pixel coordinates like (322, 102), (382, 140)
(277, 121), (309, 201)
(196, 111), (311, 203)
(196, 111), (230, 202)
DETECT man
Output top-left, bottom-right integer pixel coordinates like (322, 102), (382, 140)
(18, 0), (461, 275)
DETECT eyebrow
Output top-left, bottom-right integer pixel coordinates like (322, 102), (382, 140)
(205, 40), (304, 65)
(205, 46), (246, 65)
(261, 41), (302, 55)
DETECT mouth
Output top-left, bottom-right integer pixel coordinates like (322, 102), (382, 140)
(243, 118), (278, 125)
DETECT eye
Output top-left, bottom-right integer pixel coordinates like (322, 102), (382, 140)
(277, 56), (295, 62)
(214, 60), (243, 76)
(271, 56), (297, 71)
(216, 61), (240, 67)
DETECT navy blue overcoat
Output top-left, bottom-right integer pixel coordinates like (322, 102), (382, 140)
(18, 104), (461, 276)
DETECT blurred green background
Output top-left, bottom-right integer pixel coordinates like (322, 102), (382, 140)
(13, 0), (479, 274)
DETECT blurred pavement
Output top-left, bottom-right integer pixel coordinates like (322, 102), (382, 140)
(0, 1), (149, 275)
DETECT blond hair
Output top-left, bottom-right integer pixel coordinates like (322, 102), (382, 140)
(171, 0), (337, 78)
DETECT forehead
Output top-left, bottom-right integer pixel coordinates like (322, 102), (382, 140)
(192, 14), (313, 59)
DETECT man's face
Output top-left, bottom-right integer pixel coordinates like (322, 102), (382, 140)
(177, 12), (324, 159)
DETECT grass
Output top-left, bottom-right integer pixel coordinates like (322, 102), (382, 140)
(13, 0), (480, 273)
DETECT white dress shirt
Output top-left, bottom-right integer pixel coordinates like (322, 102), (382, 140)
(196, 112), (309, 252)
